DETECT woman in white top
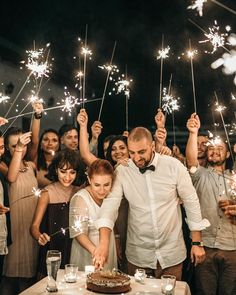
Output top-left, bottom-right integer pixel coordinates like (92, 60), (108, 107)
(69, 159), (117, 270)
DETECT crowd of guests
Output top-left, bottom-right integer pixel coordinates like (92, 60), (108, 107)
(0, 104), (236, 295)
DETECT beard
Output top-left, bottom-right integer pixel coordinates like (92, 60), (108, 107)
(207, 159), (226, 167)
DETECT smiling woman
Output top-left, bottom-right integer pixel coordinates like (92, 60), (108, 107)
(30, 149), (80, 280)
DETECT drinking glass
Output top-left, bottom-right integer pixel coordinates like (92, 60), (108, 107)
(46, 250), (61, 292)
(161, 275), (176, 295)
(64, 264), (78, 283)
(134, 268), (146, 284)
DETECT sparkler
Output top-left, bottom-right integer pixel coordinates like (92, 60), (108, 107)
(11, 187), (44, 206)
(0, 93), (10, 103)
(156, 35), (170, 108)
(50, 209), (92, 238)
(24, 43), (51, 78)
(116, 73), (133, 131)
(199, 20), (229, 53)
(187, 0), (236, 17)
(188, 0), (207, 17)
(211, 34), (236, 85)
(162, 88), (180, 114)
(5, 97), (104, 123)
(214, 92), (234, 163)
(80, 25), (92, 108)
(162, 82), (180, 145)
(187, 39), (198, 113)
(97, 41), (117, 121)
(59, 87), (79, 120)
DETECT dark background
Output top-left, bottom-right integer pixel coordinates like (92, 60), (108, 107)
(0, 0), (236, 148)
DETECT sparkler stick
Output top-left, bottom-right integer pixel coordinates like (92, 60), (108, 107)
(125, 65), (129, 131)
(211, 0), (236, 16)
(97, 41), (117, 121)
(4, 73), (33, 118)
(214, 91), (234, 163)
(156, 36), (170, 108)
(188, 39), (197, 113)
(172, 112), (176, 145)
(188, 0), (236, 16)
(3, 99), (35, 136)
(5, 97), (104, 122)
(159, 35), (164, 108)
(82, 25), (89, 108)
(11, 187), (45, 206)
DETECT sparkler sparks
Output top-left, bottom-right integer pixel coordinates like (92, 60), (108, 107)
(0, 93), (10, 103)
(188, 0), (207, 17)
(215, 103), (226, 113)
(161, 88), (180, 114)
(156, 46), (170, 59)
(22, 44), (52, 78)
(116, 74), (133, 98)
(60, 87), (79, 119)
(211, 35), (236, 84)
(32, 187), (42, 197)
(199, 20), (229, 53)
(206, 131), (222, 146)
(187, 49), (198, 59)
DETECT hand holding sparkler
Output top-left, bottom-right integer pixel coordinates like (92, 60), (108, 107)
(16, 132), (32, 151)
(155, 109), (166, 128)
(155, 127), (167, 146)
(91, 121), (103, 141)
(0, 203), (10, 215)
(186, 113), (201, 134)
(77, 108), (88, 128)
(38, 232), (51, 246)
(0, 117), (8, 126)
(32, 100), (44, 116)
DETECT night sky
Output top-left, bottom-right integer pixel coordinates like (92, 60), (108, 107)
(0, 0), (236, 147)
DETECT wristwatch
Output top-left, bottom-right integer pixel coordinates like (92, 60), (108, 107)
(192, 241), (204, 247)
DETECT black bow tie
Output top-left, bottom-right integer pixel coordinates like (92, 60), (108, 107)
(139, 165), (155, 174)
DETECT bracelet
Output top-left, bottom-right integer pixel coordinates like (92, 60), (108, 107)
(115, 234), (120, 239)
(34, 112), (42, 119)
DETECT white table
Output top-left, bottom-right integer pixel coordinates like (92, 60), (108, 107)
(20, 270), (191, 295)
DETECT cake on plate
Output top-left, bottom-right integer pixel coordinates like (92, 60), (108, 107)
(86, 270), (131, 293)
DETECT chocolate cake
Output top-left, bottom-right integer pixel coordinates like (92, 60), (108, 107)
(86, 270), (131, 293)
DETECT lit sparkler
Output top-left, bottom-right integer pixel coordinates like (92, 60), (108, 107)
(116, 76), (132, 98)
(97, 41), (117, 121)
(22, 43), (51, 78)
(162, 88), (180, 114)
(60, 87), (79, 120)
(199, 20), (229, 53)
(188, 0), (207, 17)
(50, 209), (92, 238)
(187, 40), (198, 113)
(0, 93), (10, 103)
(156, 46), (170, 59)
(11, 187), (44, 205)
(157, 35), (170, 108)
(188, 0), (236, 17)
(211, 34), (236, 85)
(214, 92), (234, 163)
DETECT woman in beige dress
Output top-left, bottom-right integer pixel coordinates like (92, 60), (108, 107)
(1, 127), (39, 294)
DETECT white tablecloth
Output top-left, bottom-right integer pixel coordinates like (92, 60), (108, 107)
(20, 270), (191, 295)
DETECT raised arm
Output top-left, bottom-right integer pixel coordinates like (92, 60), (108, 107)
(77, 109), (97, 166)
(30, 191), (50, 245)
(7, 132), (32, 183)
(89, 120), (103, 156)
(186, 113), (200, 168)
(28, 101), (43, 162)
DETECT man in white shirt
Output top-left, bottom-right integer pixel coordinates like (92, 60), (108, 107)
(93, 127), (209, 279)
